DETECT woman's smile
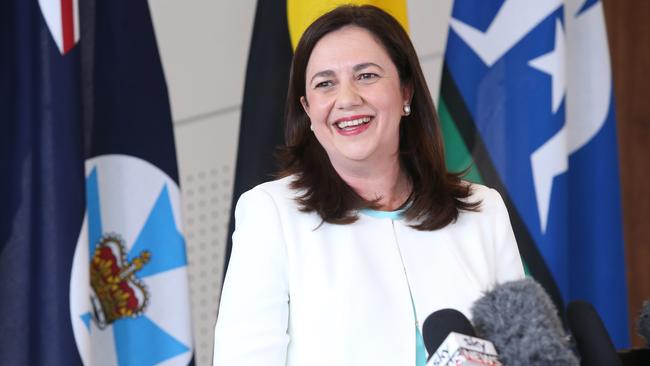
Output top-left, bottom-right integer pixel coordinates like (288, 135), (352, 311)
(333, 115), (373, 135)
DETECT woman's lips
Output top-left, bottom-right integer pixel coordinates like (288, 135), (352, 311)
(333, 116), (373, 136)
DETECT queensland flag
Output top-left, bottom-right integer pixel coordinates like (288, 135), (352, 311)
(439, 0), (629, 347)
(0, 0), (193, 365)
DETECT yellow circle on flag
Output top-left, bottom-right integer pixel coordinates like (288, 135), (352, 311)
(287, 0), (409, 51)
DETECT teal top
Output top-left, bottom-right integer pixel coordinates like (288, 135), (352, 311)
(414, 307), (427, 366)
(361, 208), (427, 366)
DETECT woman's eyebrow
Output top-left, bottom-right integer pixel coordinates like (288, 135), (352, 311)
(353, 62), (383, 72)
(310, 70), (335, 84)
(309, 62), (384, 84)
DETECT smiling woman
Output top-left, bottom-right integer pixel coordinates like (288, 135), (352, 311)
(213, 5), (525, 366)
(279, 5), (478, 229)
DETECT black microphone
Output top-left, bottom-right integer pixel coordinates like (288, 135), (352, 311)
(567, 300), (623, 366)
(471, 278), (579, 366)
(422, 308), (501, 365)
(638, 299), (650, 347)
(423, 308), (476, 354)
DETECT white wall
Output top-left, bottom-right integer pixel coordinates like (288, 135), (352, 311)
(148, 0), (453, 364)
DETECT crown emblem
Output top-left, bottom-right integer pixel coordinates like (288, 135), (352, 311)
(90, 234), (151, 329)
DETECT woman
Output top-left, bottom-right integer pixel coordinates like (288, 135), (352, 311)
(213, 5), (524, 366)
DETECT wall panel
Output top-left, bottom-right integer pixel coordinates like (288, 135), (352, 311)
(602, 0), (650, 348)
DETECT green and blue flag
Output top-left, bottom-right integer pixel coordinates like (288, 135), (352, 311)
(440, 0), (628, 347)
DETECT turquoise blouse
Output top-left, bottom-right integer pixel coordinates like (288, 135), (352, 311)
(361, 208), (427, 366)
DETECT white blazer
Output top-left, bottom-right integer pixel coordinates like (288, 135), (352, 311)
(213, 177), (525, 366)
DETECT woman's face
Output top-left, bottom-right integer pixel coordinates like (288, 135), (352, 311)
(301, 25), (411, 170)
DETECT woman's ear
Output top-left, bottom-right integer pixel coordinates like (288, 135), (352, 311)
(300, 96), (310, 117)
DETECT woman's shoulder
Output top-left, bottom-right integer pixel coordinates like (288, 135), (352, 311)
(462, 181), (508, 215)
(234, 175), (320, 232)
(236, 175), (301, 212)
(244, 175), (296, 200)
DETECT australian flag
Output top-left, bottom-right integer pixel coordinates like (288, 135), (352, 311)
(439, 0), (629, 347)
(0, 0), (193, 365)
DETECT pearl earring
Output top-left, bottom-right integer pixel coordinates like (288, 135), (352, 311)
(310, 124), (314, 131)
(403, 104), (411, 116)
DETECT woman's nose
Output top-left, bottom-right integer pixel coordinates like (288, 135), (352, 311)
(335, 82), (363, 110)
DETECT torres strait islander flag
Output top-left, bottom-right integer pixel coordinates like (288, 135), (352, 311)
(0, 0), (194, 364)
(225, 0), (408, 271)
(440, 0), (629, 347)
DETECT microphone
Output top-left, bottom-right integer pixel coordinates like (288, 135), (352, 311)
(471, 278), (579, 366)
(638, 299), (650, 347)
(566, 300), (623, 366)
(422, 308), (501, 366)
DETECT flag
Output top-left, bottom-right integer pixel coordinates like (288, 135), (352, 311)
(440, 0), (629, 347)
(0, 0), (194, 364)
(224, 0), (294, 268)
(1, 0), (85, 363)
(225, 0), (408, 272)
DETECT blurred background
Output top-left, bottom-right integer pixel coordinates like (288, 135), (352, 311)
(148, 0), (648, 364)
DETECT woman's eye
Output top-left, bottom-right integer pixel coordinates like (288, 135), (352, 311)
(358, 73), (378, 80)
(314, 80), (333, 89)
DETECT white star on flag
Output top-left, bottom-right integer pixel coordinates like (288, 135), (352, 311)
(529, 18), (566, 113)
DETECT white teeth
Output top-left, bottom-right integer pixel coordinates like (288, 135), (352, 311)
(336, 117), (371, 129)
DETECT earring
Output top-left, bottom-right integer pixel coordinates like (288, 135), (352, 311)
(403, 104), (411, 116)
(310, 124), (314, 131)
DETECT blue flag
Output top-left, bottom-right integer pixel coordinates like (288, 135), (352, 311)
(1, 0), (194, 364)
(440, 0), (629, 347)
(1, 0), (84, 364)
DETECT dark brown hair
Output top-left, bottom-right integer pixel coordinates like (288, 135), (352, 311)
(277, 4), (480, 230)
